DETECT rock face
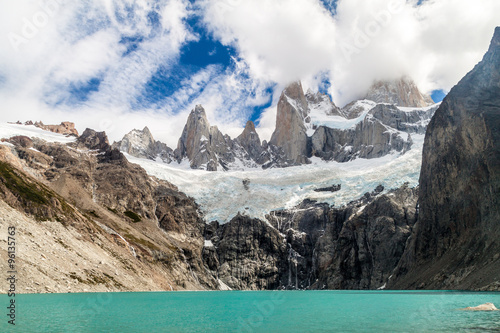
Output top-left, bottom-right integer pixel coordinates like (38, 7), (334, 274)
(77, 128), (110, 151)
(318, 186), (417, 289)
(311, 114), (413, 162)
(369, 104), (437, 134)
(114, 127), (174, 163)
(270, 82), (310, 164)
(265, 184), (418, 290)
(34, 121), (79, 136)
(391, 27), (500, 291)
(198, 183), (417, 291)
(205, 214), (287, 290)
(365, 77), (434, 107)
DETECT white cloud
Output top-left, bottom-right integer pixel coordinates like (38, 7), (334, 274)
(0, 0), (197, 146)
(200, 0), (500, 110)
(0, 0), (499, 150)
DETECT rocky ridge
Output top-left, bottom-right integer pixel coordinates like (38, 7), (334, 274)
(116, 79), (437, 169)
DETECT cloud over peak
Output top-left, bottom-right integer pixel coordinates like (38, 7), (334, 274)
(0, 0), (499, 146)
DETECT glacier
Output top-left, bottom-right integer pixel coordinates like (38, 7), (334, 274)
(124, 134), (424, 224)
(0, 122), (424, 224)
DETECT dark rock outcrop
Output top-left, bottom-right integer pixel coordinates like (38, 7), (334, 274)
(264, 184), (418, 290)
(76, 128), (110, 151)
(391, 27), (500, 291)
(318, 186), (418, 289)
(205, 214), (287, 290)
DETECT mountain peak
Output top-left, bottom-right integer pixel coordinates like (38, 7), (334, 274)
(491, 26), (500, 48)
(243, 120), (256, 133)
(193, 104), (207, 116)
(283, 81), (305, 100)
(365, 76), (434, 107)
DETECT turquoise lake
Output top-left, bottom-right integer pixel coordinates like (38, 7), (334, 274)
(1, 291), (499, 332)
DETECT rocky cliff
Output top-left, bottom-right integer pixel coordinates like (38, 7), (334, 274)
(197, 183), (418, 291)
(269, 81), (310, 164)
(390, 27), (500, 291)
(310, 113), (413, 162)
(263, 184), (417, 290)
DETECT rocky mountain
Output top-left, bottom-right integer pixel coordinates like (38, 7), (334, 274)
(390, 27), (500, 291)
(117, 78), (436, 170)
(4, 28), (497, 294)
(172, 105), (257, 171)
(365, 77), (434, 108)
(0, 120), (425, 293)
(269, 81), (310, 164)
(199, 183), (418, 290)
(0, 129), (221, 293)
(305, 89), (344, 118)
(114, 126), (174, 163)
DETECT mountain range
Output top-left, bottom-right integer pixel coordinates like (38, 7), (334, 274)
(0, 27), (498, 293)
(114, 78), (437, 171)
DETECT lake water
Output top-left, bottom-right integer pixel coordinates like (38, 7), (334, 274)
(2, 291), (499, 332)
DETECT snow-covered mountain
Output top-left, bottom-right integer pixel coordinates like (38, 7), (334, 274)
(113, 126), (174, 163)
(115, 78), (439, 171)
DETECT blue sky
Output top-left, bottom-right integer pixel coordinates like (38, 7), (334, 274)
(0, 0), (498, 146)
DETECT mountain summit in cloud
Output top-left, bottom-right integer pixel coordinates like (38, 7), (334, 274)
(365, 77), (434, 108)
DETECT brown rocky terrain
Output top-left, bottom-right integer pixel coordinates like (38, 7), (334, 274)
(0, 130), (220, 293)
(34, 121), (79, 136)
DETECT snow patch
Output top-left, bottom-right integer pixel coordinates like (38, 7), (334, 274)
(0, 123), (77, 144)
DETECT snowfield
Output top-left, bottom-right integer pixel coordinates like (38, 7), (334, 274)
(125, 135), (424, 224)
(0, 122), (424, 224)
(0, 123), (76, 144)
